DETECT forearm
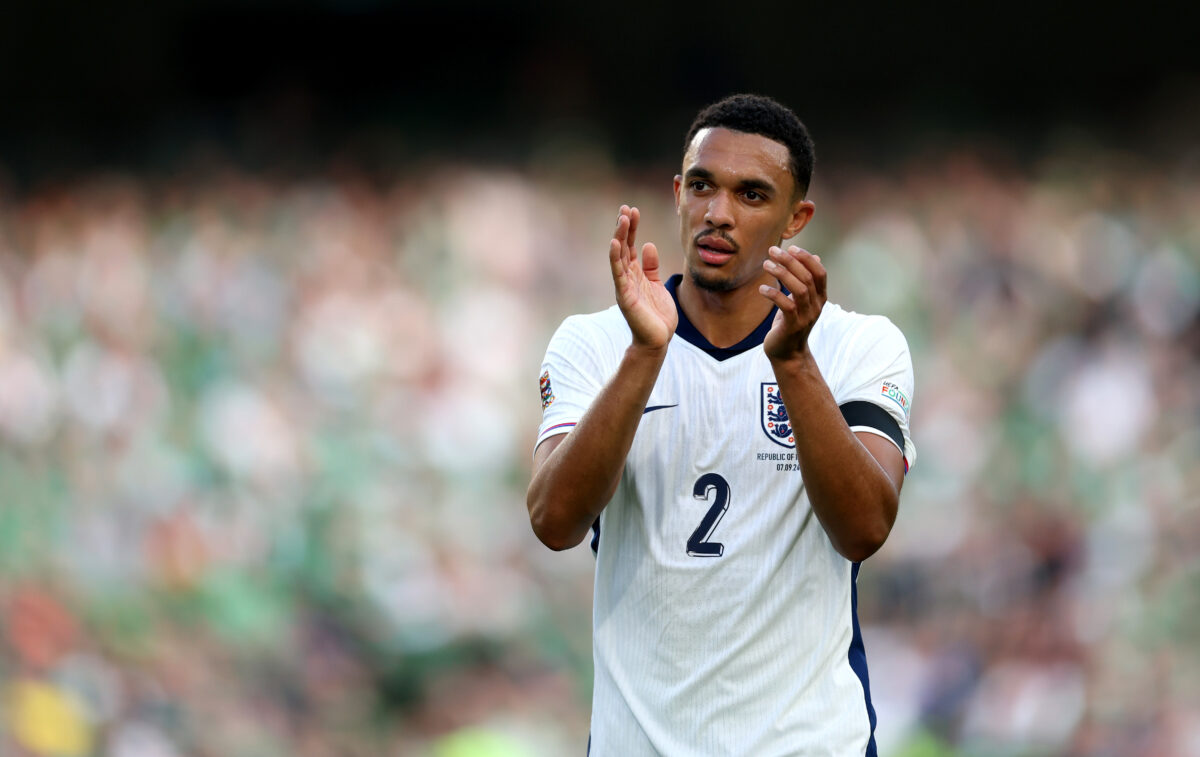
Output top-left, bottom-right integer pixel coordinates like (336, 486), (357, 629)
(527, 344), (667, 550)
(772, 353), (900, 561)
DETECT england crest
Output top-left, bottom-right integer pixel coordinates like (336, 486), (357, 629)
(761, 383), (795, 448)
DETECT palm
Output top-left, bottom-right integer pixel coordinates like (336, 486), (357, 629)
(610, 206), (677, 349)
(763, 307), (804, 361)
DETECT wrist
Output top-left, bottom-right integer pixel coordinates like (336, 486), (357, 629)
(768, 349), (820, 378)
(627, 341), (670, 361)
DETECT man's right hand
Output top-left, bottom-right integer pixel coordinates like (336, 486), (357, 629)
(528, 206), (676, 551)
(610, 205), (678, 350)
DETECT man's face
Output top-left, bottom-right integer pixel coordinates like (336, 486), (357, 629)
(674, 127), (813, 293)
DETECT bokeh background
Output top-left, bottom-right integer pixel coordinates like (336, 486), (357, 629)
(2, 3), (1200, 755)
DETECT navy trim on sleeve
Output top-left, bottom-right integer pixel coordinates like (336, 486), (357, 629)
(840, 400), (904, 453)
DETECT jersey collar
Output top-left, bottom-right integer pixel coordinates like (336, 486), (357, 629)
(664, 274), (782, 362)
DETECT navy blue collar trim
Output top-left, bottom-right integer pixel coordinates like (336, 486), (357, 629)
(665, 274), (781, 362)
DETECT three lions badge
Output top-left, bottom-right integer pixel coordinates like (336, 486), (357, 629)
(761, 383), (795, 448)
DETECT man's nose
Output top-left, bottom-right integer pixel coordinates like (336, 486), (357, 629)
(704, 191), (734, 228)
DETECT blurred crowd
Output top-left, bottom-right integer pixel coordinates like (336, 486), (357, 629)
(0, 137), (1198, 756)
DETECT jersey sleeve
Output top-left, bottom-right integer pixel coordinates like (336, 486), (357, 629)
(834, 316), (917, 470)
(534, 313), (621, 453)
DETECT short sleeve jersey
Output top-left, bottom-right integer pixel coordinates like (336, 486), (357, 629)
(536, 275), (915, 756)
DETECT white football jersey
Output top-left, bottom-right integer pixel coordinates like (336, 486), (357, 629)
(536, 276), (915, 756)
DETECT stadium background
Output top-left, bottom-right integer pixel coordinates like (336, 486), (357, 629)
(2, 2), (1199, 755)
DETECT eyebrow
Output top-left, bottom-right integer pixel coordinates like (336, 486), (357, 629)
(684, 167), (777, 195)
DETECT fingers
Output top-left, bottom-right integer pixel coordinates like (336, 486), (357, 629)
(764, 246), (826, 301)
(757, 282), (795, 312)
(764, 246), (812, 298)
(611, 206), (633, 272)
(610, 205), (648, 284)
(612, 204), (644, 259)
(609, 236), (626, 281)
(641, 242), (660, 282)
(808, 252), (827, 299)
(613, 206), (630, 251)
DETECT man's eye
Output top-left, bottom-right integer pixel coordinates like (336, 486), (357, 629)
(744, 190), (763, 201)
(690, 181), (709, 191)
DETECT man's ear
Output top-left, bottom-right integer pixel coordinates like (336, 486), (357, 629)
(673, 175), (683, 213)
(784, 199), (815, 239)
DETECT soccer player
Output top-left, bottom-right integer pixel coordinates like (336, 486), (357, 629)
(527, 94), (916, 756)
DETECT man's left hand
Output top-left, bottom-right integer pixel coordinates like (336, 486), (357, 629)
(759, 245), (827, 361)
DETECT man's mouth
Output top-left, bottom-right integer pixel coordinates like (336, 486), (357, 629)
(696, 235), (737, 265)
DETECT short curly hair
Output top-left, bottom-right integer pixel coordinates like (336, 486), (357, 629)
(684, 94), (815, 198)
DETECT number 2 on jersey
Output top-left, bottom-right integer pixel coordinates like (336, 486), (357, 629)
(687, 473), (730, 557)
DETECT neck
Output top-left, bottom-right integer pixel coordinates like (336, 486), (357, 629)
(677, 270), (778, 348)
